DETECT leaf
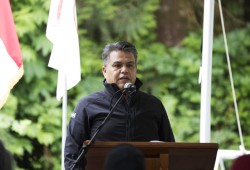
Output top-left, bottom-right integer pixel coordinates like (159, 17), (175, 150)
(37, 132), (54, 146)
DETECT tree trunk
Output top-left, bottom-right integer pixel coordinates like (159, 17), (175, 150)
(156, 0), (203, 46)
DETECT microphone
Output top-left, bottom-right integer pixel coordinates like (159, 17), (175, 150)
(124, 82), (136, 91)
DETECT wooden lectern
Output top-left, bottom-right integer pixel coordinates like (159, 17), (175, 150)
(85, 142), (218, 170)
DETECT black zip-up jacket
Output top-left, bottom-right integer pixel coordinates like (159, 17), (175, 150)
(64, 78), (175, 170)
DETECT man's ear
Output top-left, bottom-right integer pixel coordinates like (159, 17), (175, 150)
(102, 66), (106, 77)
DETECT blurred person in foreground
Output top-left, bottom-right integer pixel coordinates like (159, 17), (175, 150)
(0, 140), (13, 170)
(64, 41), (175, 170)
(230, 154), (250, 170)
(104, 144), (145, 170)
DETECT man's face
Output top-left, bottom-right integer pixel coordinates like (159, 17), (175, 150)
(102, 50), (137, 89)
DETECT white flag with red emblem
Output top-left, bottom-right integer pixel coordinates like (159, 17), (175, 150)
(0, 0), (23, 109)
(46, 0), (81, 100)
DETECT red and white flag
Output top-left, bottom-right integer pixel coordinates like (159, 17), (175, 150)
(0, 0), (23, 109)
(46, 0), (81, 100)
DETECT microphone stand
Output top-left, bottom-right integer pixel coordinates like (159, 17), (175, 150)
(70, 89), (128, 170)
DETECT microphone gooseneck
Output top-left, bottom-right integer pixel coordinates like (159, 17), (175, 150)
(109, 82), (136, 111)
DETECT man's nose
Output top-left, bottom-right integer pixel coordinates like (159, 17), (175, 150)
(121, 65), (128, 73)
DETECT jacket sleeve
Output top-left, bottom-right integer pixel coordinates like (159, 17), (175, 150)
(158, 101), (175, 142)
(64, 101), (90, 170)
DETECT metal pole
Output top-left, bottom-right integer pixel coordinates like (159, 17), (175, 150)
(200, 0), (215, 142)
(61, 73), (67, 170)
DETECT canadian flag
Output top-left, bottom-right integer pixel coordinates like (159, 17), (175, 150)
(46, 0), (81, 100)
(0, 0), (23, 109)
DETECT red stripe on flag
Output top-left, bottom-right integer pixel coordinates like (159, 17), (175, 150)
(0, 0), (23, 68)
(57, 0), (63, 21)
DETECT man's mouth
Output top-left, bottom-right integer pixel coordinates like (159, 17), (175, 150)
(119, 77), (129, 80)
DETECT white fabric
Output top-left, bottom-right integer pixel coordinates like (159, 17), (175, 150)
(46, 0), (81, 100)
(0, 39), (19, 102)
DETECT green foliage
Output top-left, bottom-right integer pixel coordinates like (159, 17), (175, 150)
(0, 0), (249, 169)
(211, 24), (250, 149)
(77, 0), (160, 42)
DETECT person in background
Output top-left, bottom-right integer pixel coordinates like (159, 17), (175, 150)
(64, 41), (175, 170)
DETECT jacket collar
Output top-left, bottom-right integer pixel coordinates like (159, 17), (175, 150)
(103, 78), (143, 95)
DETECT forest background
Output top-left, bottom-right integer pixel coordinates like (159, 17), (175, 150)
(0, 0), (249, 169)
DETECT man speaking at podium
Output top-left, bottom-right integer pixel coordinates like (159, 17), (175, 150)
(64, 41), (175, 170)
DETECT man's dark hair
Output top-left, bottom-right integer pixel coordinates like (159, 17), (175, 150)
(0, 141), (13, 170)
(102, 41), (138, 66)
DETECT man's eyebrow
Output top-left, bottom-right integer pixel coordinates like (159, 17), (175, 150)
(128, 61), (135, 64)
(112, 61), (135, 64)
(112, 61), (122, 64)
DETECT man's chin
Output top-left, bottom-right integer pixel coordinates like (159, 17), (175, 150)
(117, 83), (125, 89)
(117, 81), (128, 89)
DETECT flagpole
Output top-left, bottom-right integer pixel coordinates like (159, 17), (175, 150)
(62, 73), (67, 170)
(46, 1), (81, 169)
(200, 0), (215, 143)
